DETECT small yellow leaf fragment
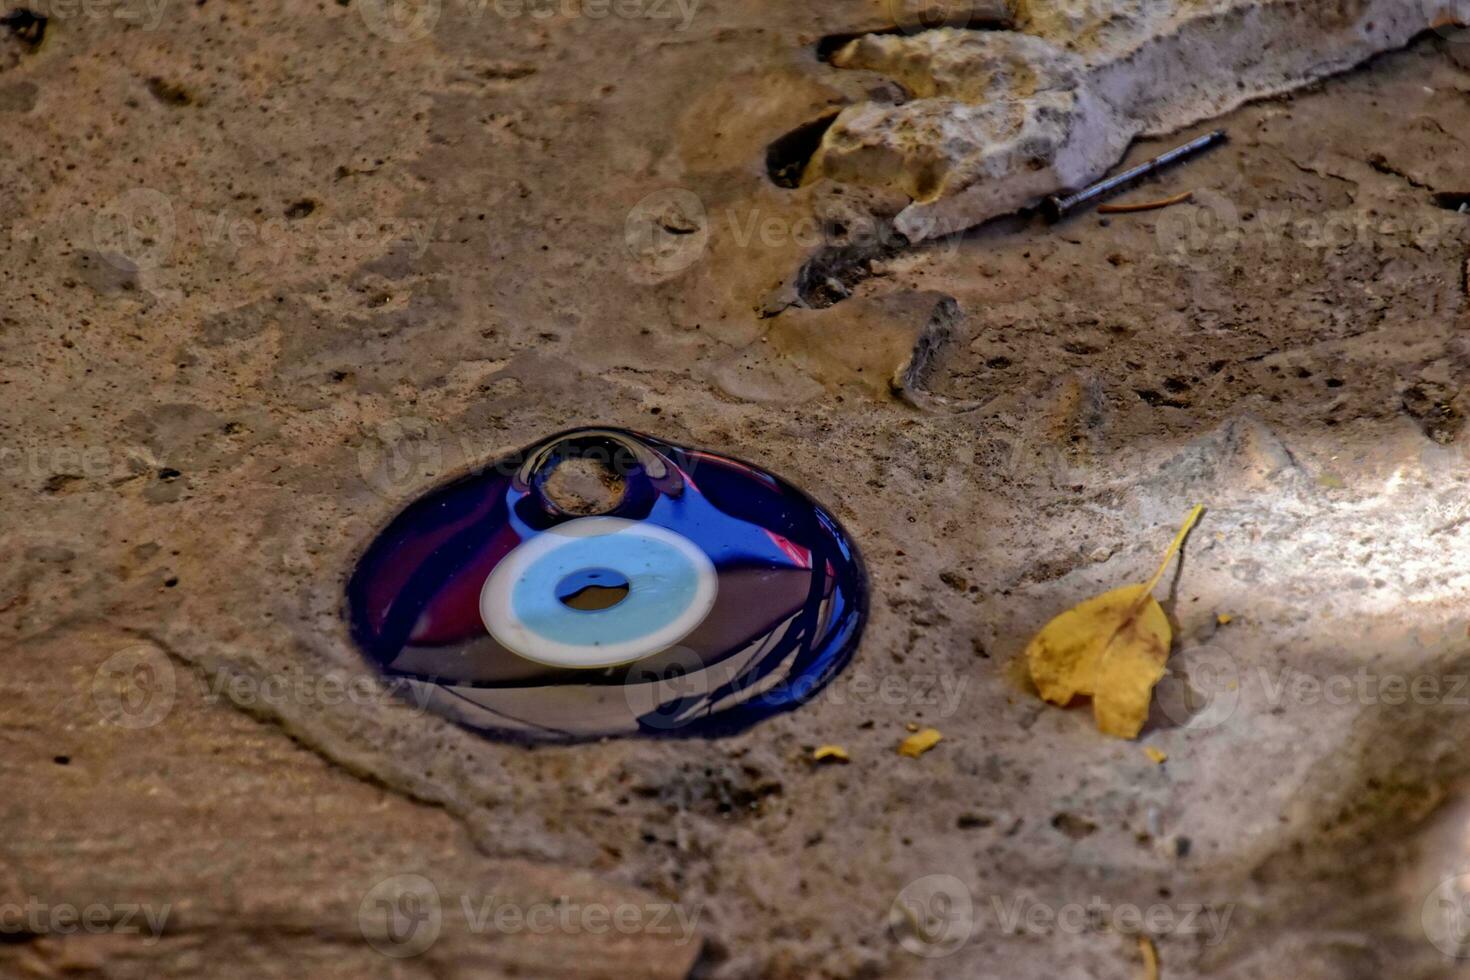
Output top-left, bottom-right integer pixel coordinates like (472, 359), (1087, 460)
(1026, 506), (1204, 739)
(1216, 613), (1232, 626)
(812, 745), (849, 764)
(905, 722), (919, 732)
(1144, 746), (1167, 765)
(898, 728), (943, 758)
(1138, 935), (1159, 980)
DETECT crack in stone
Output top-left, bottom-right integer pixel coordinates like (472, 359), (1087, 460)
(1367, 151), (1435, 190)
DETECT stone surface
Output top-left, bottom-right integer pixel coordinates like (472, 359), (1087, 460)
(808, 0), (1470, 238)
(2, 1), (1470, 978)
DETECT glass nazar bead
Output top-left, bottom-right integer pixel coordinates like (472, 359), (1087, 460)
(347, 427), (867, 741)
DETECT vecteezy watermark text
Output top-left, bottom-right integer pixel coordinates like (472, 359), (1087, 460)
(1261, 666), (1470, 708)
(888, 875), (1234, 958)
(622, 188), (960, 281)
(91, 188), (436, 272)
(624, 649), (971, 732)
(11, 0), (170, 30)
(986, 894), (1233, 946)
(358, 874), (701, 958)
(92, 645), (433, 730)
(0, 899), (171, 944)
(358, 0), (697, 43)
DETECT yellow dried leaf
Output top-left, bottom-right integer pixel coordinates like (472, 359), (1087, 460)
(898, 728), (942, 757)
(1026, 506), (1203, 739)
(1144, 746), (1167, 764)
(1138, 935), (1159, 980)
(812, 745), (849, 763)
(1216, 613), (1232, 625)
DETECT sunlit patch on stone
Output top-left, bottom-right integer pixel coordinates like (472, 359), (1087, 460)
(346, 427), (867, 741)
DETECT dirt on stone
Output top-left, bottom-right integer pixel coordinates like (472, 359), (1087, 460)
(1, 3), (1468, 979)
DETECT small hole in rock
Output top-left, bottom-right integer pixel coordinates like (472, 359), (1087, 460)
(766, 113), (840, 189)
(1, 8), (46, 47)
(146, 77), (194, 107)
(1433, 191), (1470, 212)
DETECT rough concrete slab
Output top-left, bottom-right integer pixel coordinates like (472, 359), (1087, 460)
(1, 2), (1469, 979)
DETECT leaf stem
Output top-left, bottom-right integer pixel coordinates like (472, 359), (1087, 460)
(1143, 504), (1205, 596)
